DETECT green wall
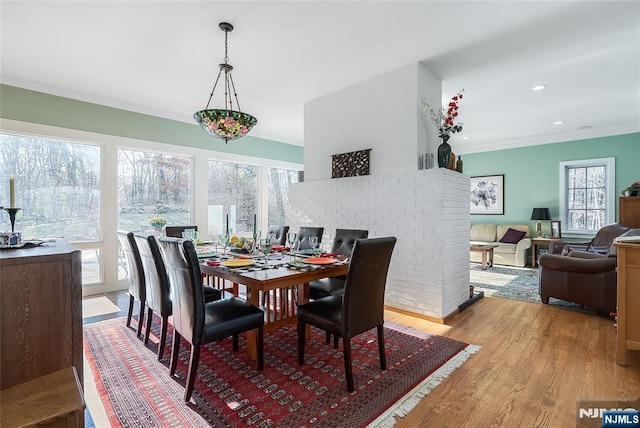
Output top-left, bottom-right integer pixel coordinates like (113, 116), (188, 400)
(0, 84), (303, 164)
(463, 133), (640, 231)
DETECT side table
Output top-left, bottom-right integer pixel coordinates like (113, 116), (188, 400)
(531, 237), (560, 267)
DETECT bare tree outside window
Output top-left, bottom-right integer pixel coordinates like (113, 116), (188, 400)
(567, 165), (607, 232)
(117, 149), (192, 232)
(208, 161), (258, 235)
(268, 168), (298, 227)
(0, 133), (101, 241)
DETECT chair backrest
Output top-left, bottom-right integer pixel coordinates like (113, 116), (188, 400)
(117, 230), (146, 301)
(267, 225), (290, 246)
(592, 223), (631, 248)
(134, 233), (171, 316)
(332, 229), (369, 256)
(297, 226), (325, 250)
(165, 225), (199, 238)
(158, 237), (205, 345)
(342, 237), (396, 336)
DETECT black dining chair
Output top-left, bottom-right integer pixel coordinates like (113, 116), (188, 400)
(165, 225), (198, 238)
(117, 231), (146, 338)
(309, 228), (369, 300)
(158, 236), (265, 403)
(296, 226), (324, 250)
(267, 225), (289, 246)
(134, 233), (227, 361)
(297, 237), (396, 392)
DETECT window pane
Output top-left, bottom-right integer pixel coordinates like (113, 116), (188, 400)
(82, 248), (102, 285)
(568, 189), (585, 209)
(268, 168), (299, 227)
(118, 149), (191, 232)
(0, 133), (101, 242)
(568, 167), (586, 188)
(208, 161), (258, 235)
(587, 188), (606, 209)
(587, 166), (605, 187)
(568, 210), (586, 230)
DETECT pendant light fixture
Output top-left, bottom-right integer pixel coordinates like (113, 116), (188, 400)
(193, 22), (257, 142)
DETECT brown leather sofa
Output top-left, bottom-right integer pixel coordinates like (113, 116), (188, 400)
(548, 223), (630, 255)
(539, 227), (640, 315)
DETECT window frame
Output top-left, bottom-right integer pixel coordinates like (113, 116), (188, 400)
(558, 157), (615, 236)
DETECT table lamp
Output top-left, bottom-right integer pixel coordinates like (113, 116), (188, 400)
(530, 207), (551, 238)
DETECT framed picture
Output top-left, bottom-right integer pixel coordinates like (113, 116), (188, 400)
(470, 174), (504, 215)
(551, 220), (562, 239)
(331, 149), (371, 179)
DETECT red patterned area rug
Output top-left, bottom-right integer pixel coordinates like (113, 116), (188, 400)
(84, 317), (479, 427)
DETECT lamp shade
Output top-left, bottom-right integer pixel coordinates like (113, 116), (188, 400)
(530, 207), (551, 221)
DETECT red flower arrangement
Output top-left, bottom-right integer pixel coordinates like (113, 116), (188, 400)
(421, 90), (465, 141)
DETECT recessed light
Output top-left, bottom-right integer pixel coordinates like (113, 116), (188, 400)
(578, 125), (593, 130)
(532, 85), (547, 91)
(554, 121), (564, 125)
(463, 136), (470, 140)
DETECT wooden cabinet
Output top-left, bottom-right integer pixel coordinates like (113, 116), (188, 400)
(615, 241), (640, 365)
(0, 240), (83, 390)
(619, 196), (640, 228)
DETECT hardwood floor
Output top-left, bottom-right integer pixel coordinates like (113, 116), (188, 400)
(84, 292), (640, 427)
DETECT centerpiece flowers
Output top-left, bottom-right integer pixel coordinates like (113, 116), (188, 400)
(421, 90), (465, 168)
(149, 216), (167, 231)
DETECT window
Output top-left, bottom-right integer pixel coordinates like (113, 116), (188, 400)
(559, 157), (615, 234)
(208, 161), (258, 235)
(268, 167), (299, 227)
(117, 149), (192, 232)
(0, 133), (101, 241)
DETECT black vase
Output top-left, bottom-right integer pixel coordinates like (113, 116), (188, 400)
(437, 138), (452, 168)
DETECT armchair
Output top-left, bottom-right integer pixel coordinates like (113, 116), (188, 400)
(538, 251), (617, 314)
(549, 223), (630, 255)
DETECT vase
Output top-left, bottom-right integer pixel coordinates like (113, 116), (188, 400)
(437, 137), (452, 168)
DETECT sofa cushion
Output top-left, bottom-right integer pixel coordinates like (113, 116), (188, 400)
(470, 224), (497, 242)
(499, 227), (527, 244)
(496, 224), (530, 240)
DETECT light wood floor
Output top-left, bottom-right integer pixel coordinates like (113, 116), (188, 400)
(384, 296), (640, 428)
(86, 292), (640, 427)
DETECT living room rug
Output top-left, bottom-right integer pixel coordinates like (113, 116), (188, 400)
(84, 317), (479, 427)
(469, 263), (596, 312)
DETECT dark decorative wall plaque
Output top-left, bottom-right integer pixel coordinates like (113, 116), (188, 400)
(331, 149), (371, 178)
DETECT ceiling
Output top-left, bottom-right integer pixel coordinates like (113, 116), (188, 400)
(1, 1), (639, 154)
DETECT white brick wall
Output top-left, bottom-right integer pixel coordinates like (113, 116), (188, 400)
(287, 168), (470, 319)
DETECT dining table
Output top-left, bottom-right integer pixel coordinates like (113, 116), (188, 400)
(199, 249), (349, 360)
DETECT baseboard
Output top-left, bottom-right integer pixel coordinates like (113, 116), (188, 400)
(384, 305), (446, 324)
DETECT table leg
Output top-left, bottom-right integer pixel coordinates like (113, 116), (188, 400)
(297, 282), (311, 339)
(481, 249), (488, 270)
(488, 248), (494, 267)
(245, 285), (260, 360)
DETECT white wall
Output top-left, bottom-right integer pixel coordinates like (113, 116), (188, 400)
(304, 64), (421, 181)
(287, 168), (470, 319)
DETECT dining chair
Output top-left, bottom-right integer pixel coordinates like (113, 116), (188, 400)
(297, 236), (396, 392)
(116, 231), (146, 338)
(165, 225), (198, 238)
(158, 236), (265, 403)
(134, 234), (228, 361)
(309, 228), (369, 300)
(296, 226), (324, 250)
(267, 225), (289, 246)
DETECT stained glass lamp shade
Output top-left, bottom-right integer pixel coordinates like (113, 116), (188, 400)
(194, 22), (257, 143)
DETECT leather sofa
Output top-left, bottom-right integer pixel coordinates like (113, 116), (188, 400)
(470, 224), (532, 267)
(538, 227), (640, 315)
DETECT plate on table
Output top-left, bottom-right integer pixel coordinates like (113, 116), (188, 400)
(298, 249), (317, 255)
(196, 240), (213, 245)
(221, 259), (255, 268)
(303, 257), (338, 265)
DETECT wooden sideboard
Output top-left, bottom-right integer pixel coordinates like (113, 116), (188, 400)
(0, 240), (83, 390)
(619, 196), (640, 228)
(615, 241), (640, 365)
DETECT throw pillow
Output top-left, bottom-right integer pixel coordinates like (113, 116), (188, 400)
(499, 228), (526, 244)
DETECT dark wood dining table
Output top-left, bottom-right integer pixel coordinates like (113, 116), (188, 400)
(200, 255), (348, 360)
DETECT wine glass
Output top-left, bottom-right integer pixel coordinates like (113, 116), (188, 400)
(286, 232), (297, 251)
(260, 237), (273, 267)
(308, 236), (319, 257)
(219, 232), (231, 255)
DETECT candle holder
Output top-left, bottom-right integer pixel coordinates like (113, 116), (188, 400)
(3, 207), (21, 232)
